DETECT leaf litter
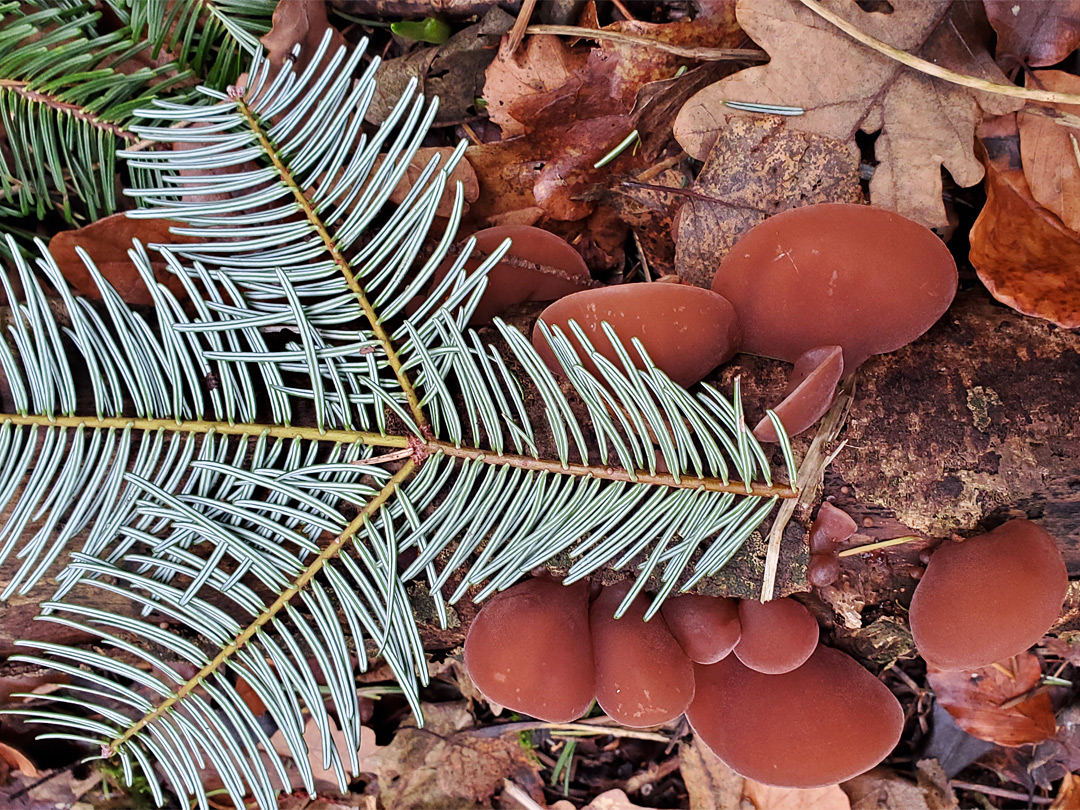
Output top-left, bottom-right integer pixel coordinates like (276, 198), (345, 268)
(8, 0), (1080, 807)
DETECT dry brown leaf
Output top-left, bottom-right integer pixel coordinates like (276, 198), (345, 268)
(673, 115), (861, 287)
(261, 0), (349, 73)
(370, 8), (514, 126)
(49, 214), (197, 306)
(1018, 71), (1080, 232)
(1052, 771), (1080, 810)
(0, 741), (37, 778)
(842, 768), (932, 810)
(983, 0), (1080, 69)
(483, 35), (589, 137)
(969, 113), (1080, 328)
(269, 715), (380, 796)
(673, 0), (1023, 228)
(927, 652), (1056, 747)
(377, 147), (479, 218)
(575, 789), (649, 810)
(744, 780), (850, 810)
(678, 735), (744, 810)
(366, 701), (542, 810)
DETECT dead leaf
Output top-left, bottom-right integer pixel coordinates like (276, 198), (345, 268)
(261, 0), (349, 74)
(842, 768), (930, 810)
(576, 789), (649, 810)
(678, 735), (744, 810)
(927, 652), (1057, 747)
(969, 113), (1080, 328)
(673, 115), (862, 287)
(674, 0), (1023, 228)
(981, 703), (1080, 791)
(483, 35), (589, 137)
(366, 700), (542, 810)
(915, 759), (959, 810)
(269, 715), (381, 796)
(0, 741), (37, 778)
(49, 215), (197, 306)
(983, 0), (1080, 69)
(371, 7), (514, 126)
(376, 147), (479, 218)
(744, 780), (850, 810)
(1041, 634), (1080, 667)
(1018, 71), (1080, 233)
(1052, 771), (1080, 810)
(609, 165), (690, 278)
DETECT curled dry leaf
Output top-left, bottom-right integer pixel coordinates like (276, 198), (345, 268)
(927, 652), (1056, 747)
(673, 0), (1023, 228)
(0, 741), (38, 778)
(983, 0), (1080, 69)
(674, 115), (862, 287)
(269, 715), (381, 795)
(49, 215), (196, 306)
(970, 114), (1080, 328)
(1018, 71), (1080, 233)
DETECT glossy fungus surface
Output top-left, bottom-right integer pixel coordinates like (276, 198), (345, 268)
(591, 583), (695, 727)
(734, 597), (819, 674)
(910, 519), (1068, 670)
(533, 284), (741, 388)
(661, 595), (742, 665)
(712, 204), (957, 371)
(687, 646), (904, 788)
(806, 502), (857, 588)
(464, 576), (595, 722)
(428, 225), (593, 324)
(754, 345), (844, 442)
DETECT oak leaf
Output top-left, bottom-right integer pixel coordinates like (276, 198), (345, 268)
(969, 114), (1080, 328)
(927, 652), (1056, 747)
(673, 0), (1022, 228)
(744, 779), (850, 810)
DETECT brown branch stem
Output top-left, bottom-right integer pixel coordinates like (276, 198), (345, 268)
(427, 439), (797, 498)
(523, 25), (768, 63)
(0, 80), (137, 142)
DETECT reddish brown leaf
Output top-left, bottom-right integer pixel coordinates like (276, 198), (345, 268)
(483, 35), (589, 138)
(970, 114), (1080, 328)
(984, 0), (1080, 69)
(260, 0), (349, 73)
(49, 214), (197, 306)
(1018, 71), (1080, 233)
(0, 742), (37, 778)
(927, 653), (1057, 747)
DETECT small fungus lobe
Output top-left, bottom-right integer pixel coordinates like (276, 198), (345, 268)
(591, 582), (695, 727)
(754, 345), (844, 442)
(464, 575), (595, 722)
(687, 645), (904, 788)
(910, 519), (1068, 670)
(806, 502), (858, 588)
(661, 594), (742, 665)
(734, 597), (819, 674)
(534, 284), (741, 388)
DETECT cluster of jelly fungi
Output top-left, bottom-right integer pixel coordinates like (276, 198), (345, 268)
(464, 576), (902, 787)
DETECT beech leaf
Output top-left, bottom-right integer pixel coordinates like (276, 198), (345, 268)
(48, 215), (196, 307)
(969, 114), (1080, 328)
(927, 652), (1057, 747)
(673, 0), (1023, 228)
(1018, 71), (1080, 233)
(983, 0), (1080, 69)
